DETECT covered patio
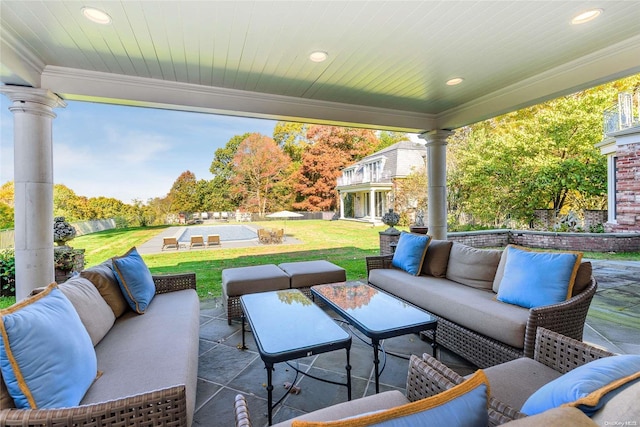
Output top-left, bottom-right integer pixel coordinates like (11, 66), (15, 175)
(1, 1), (639, 298)
(194, 259), (640, 426)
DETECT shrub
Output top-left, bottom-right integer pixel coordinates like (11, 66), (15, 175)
(0, 249), (15, 297)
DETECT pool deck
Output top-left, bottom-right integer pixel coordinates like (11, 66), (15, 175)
(136, 224), (303, 254)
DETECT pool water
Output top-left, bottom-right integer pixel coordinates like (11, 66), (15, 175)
(178, 225), (257, 242)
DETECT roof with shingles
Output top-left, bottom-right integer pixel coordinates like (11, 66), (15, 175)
(344, 141), (426, 179)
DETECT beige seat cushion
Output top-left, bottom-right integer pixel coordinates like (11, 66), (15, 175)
(82, 289), (200, 426)
(222, 264), (290, 297)
(502, 407), (597, 426)
(369, 269), (530, 348)
(591, 379), (640, 425)
(272, 390), (408, 427)
(58, 276), (116, 346)
(278, 260), (346, 289)
(421, 240), (453, 278)
(80, 261), (129, 317)
(446, 243), (502, 290)
(478, 357), (562, 410)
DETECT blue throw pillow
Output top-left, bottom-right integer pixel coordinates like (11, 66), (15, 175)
(391, 232), (431, 276)
(291, 369), (489, 427)
(521, 355), (640, 416)
(0, 283), (97, 409)
(111, 247), (156, 314)
(496, 245), (582, 309)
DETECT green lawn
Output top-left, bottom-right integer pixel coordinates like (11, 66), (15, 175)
(74, 220), (389, 299)
(2, 221), (639, 308)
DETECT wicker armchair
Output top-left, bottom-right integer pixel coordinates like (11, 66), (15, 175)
(234, 352), (506, 427)
(0, 272), (197, 427)
(417, 327), (615, 426)
(366, 254), (598, 367)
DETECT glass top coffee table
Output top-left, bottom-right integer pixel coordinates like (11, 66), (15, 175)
(311, 281), (437, 393)
(240, 289), (352, 425)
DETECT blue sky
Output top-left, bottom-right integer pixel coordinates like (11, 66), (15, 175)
(1, 98), (277, 204)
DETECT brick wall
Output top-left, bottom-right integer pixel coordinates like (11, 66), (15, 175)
(379, 230), (400, 255)
(608, 142), (640, 232)
(508, 230), (640, 252)
(447, 230), (510, 247)
(439, 230), (640, 252)
(584, 210), (607, 230)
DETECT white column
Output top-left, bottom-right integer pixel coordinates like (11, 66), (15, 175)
(339, 191), (345, 219)
(1, 86), (66, 300)
(369, 189), (375, 221)
(419, 130), (452, 240)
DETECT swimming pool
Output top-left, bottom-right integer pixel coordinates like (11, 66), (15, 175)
(177, 225), (257, 242)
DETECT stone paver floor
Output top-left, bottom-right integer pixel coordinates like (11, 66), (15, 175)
(192, 259), (640, 427)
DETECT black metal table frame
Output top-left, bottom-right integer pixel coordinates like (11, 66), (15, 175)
(311, 284), (437, 394)
(240, 295), (352, 425)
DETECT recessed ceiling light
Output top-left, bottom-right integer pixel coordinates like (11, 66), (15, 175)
(309, 51), (328, 63)
(81, 7), (112, 24)
(446, 77), (464, 86)
(571, 8), (603, 25)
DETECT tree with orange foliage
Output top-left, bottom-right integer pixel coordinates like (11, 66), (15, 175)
(293, 126), (378, 211)
(230, 133), (291, 216)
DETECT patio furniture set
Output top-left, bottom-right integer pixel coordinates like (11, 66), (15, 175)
(162, 234), (220, 250)
(258, 228), (285, 244)
(1, 234), (634, 427)
(235, 327), (638, 426)
(366, 239), (597, 367)
(222, 260), (347, 324)
(228, 234), (636, 426)
(0, 247), (200, 426)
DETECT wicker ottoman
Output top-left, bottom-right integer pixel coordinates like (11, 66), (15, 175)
(278, 260), (346, 299)
(222, 264), (290, 324)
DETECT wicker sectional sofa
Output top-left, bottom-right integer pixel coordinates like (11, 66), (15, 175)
(366, 241), (597, 368)
(0, 259), (200, 427)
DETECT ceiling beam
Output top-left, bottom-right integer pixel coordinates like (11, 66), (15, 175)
(438, 35), (640, 130)
(41, 66), (436, 133)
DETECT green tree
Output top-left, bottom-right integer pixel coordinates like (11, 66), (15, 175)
(447, 73), (640, 227)
(53, 184), (81, 221)
(209, 133), (251, 211)
(0, 203), (13, 230)
(376, 131), (409, 152)
(168, 171), (200, 214)
(0, 182), (14, 229)
(230, 133), (291, 216)
(147, 196), (173, 225)
(273, 121), (308, 162)
(393, 166), (428, 225)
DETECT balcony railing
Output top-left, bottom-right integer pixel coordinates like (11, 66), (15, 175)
(337, 171), (393, 186)
(603, 91), (640, 136)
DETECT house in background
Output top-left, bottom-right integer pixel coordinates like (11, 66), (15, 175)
(336, 141), (426, 224)
(598, 90), (640, 232)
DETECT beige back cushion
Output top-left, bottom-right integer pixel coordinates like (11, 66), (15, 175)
(80, 261), (129, 317)
(59, 276), (116, 346)
(492, 249), (508, 293)
(492, 249), (592, 296)
(572, 261), (593, 297)
(446, 243), (502, 290)
(420, 240), (453, 278)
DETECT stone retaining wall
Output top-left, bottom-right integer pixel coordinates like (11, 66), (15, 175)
(445, 229), (640, 252)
